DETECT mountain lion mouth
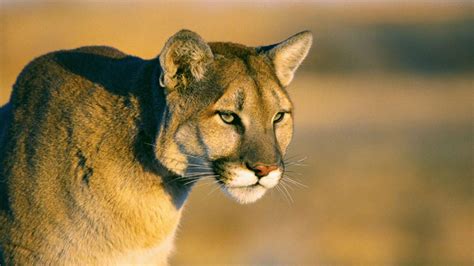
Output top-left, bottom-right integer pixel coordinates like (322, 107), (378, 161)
(211, 167), (282, 204)
(221, 183), (268, 204)
(227, 183), (260, 188)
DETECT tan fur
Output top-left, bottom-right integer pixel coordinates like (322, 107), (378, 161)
(0, 30), (312, 264)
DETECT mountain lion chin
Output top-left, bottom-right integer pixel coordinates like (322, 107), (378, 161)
(222, 184), (267, 204)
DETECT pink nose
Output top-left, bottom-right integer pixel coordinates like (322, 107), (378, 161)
(248, 163), (279, 178)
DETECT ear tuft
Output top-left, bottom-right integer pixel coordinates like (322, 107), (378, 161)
(260, 31), (313, 87)
(159, 29), (214, 89)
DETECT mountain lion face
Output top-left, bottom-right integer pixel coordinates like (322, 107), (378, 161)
(155, 30), (312, 204)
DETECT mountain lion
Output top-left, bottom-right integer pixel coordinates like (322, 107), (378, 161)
(0, 29), (312, 264)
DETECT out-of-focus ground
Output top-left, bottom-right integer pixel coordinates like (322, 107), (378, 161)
(0, 1), (472, 265)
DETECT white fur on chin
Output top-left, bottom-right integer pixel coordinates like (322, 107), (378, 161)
(221, 168), (282, 204)
(222, 185), (267, 204)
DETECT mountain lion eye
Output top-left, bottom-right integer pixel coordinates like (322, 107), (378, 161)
(273, 112), (285, 123)
(219, 112), (236, 124)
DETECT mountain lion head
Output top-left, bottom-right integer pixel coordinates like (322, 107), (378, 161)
(155, 30), (312, 204)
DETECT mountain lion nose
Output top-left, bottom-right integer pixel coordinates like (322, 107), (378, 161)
(247, 163), (279, 178)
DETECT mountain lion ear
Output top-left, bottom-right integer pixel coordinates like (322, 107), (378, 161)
(159, 29), (214, 90)
(259, 31), (313, 87)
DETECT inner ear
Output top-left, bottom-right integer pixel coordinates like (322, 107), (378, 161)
(159, 29), (214, 90)
(259, 31), (313, 87)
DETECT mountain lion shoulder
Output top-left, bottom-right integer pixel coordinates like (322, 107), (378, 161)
(0, 29), (312, 264)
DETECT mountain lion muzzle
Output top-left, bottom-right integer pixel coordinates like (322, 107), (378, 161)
(0, 29), (312, 264)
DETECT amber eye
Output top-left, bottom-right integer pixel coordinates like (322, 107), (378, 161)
(219, 112), (236, 124)
(273, 112), (285, 123)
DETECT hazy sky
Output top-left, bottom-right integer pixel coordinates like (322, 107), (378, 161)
(1, 0), (466, 3)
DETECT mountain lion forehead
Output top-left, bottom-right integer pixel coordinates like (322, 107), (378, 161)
(247, 57), (292, 111)
(209, 42), (258, 58)
(214, 73), (292, 114)
(209, 42), (292, 112)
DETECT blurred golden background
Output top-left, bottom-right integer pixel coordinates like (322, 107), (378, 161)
(0, 1), (472, 265)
